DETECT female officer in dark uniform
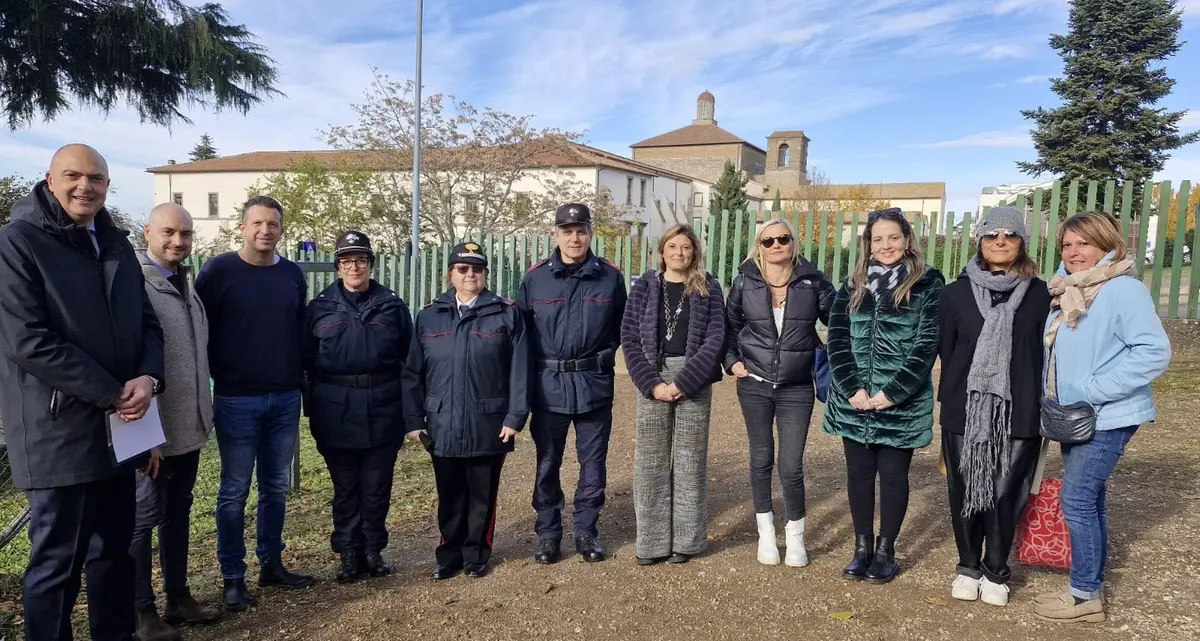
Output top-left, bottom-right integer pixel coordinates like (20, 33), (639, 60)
(302, 230), (413, 584)
(401, 241), (531, 579)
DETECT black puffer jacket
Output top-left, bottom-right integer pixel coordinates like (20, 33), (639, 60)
(723, 257), (836, 384)
(402, 289), (531, 458)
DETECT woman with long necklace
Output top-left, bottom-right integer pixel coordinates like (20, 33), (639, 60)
(621, 224), (726, 564)
(725, 218), (836, 567)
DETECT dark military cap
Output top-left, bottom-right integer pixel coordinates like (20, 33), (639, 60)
(449, 241), (488, 267)
(554, 203), (592, 227)
(334, 230), (373, 258)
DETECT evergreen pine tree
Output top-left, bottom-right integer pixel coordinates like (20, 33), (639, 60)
(189, 134), (219, 161)
(1, 1), (280, 129)
(1019, 0), (1198, 184)
(771, 189), (782, 213)
(708, 160), (751, 280)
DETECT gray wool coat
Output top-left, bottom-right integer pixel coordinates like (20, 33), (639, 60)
(138, 250), (213, 457)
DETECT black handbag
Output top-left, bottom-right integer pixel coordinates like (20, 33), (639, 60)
(1041, 323), (1097, 444)
(1039, 397), (1096, 444)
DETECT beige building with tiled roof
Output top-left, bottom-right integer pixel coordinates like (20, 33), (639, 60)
(630, 92), (945, 230)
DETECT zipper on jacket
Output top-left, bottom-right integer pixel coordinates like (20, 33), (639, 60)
(49, 388), (59, 419)
(866, 298), (880, 430)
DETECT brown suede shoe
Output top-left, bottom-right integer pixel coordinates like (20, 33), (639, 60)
(1034, 592), (1106, 623)
(1034, 588), (1071, 605)
(135, 605), (181, 641)
(164, 590), (223, 625)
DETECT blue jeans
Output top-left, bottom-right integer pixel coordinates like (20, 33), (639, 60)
(1060, 425), (1138, 600)
(213, 392), (301, 579)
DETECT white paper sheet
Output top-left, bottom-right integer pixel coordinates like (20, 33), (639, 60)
(108, 398), (167, 463)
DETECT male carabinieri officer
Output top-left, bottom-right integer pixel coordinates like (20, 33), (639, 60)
(517, 203), (627, 564)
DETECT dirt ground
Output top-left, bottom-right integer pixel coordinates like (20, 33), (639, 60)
(138, 366), (1200, 640)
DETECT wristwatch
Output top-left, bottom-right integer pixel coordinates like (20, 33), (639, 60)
(147, 375), (161, 395)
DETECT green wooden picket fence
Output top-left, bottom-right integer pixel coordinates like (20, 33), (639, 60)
(187, 178), (1198, 320)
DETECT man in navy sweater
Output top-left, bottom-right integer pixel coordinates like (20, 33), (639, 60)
(195, 195), (314, 611)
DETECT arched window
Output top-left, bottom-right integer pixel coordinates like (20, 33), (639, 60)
(778, 143), (790, 168)
(699, 102), (709, 119)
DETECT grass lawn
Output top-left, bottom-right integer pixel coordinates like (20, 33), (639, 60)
(0, 421), (437, 638)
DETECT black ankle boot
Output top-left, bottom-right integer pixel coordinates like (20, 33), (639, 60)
(842, 534), (874, 581)
(222, 578), (257, 612)
(258, 555), (316, 589)
(864, 536), (899, 584)
(336, 552), (362, 583)
(364, 550), (392, 577)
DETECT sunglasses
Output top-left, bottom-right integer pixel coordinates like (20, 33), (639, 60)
(453, 264), (485, 274)
(868, 207), (904, 222)
(760, 234), (793, 249)
(981, 229), (1021, 240)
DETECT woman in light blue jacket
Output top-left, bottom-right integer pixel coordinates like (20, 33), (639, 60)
(1035, 212), (1171, 624)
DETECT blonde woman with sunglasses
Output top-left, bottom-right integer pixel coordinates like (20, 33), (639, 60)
(724, 219), (836, 567)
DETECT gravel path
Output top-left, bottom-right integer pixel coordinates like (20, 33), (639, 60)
(184, 370), (1200, 641)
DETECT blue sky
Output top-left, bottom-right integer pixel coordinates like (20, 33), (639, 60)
(4, 0), (1200, 216)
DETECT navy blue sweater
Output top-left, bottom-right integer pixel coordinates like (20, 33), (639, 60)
(195, 252), (307, 396)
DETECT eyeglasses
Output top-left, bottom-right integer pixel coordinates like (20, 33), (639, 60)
(453, 264), (485, 274)
(760, 234), (793, 249)
(337, 257), (370, 269)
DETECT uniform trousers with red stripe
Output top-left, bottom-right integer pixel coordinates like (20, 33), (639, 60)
(432, 453), (506, 568)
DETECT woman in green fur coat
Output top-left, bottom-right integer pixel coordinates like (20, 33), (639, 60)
(822, 207), (944, 585)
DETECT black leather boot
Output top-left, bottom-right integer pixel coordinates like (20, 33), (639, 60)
(222, 578), (258, 612)
(258, 555), (315, 589)
(842, 534), (874, 581)
(336, 552), (362, 584)
(864, 536), (900, 584)
(364, 550), (392, 577)
(534, 537), (561, 565)
(575, 535), (606, 562)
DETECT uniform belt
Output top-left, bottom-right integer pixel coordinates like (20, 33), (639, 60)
(539, 352), (612, 373)
(316, 371), (400, 388)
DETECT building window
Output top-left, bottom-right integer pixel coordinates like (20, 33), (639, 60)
(465, 196), (479, 215)
(639, 179), (647, 207)
(172, 192), (183, 206)
(626, 176), (633, 205)
(693, 192), (703, 207)
(778, 143), (790, 168)
(208, 193), (219, 218)
(699, 103), (709, 119)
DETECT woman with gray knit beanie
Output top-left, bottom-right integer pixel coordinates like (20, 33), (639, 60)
(937, 206), (1051, 606)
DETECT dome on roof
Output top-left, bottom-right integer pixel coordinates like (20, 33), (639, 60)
(698, 90), (715, 102)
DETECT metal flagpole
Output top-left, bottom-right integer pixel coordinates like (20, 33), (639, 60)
(410, 0), (423, 310)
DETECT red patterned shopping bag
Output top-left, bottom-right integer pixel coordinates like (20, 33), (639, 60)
(1015, 477), (1072, 569)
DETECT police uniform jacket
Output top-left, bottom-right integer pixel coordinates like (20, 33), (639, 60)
(517, 249), (627, 414)
(302, 280), (413, 450)
(401, 289), (531, 458)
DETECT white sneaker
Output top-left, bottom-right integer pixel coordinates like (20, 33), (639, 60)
(783, 518), (809, 567)
(980, 577), (1010, 606)
(755, 512), (781, 565)
(952, 574), (981, 601)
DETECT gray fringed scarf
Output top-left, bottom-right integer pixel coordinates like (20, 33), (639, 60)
(961, 260), (1031, 517)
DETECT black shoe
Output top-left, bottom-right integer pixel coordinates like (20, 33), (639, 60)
(364, 550), (392, 577)
(575, 535), (606, 562)
(667, 553), (691, 564)
(636, 556), (666, 566)
(222, 578), (258, 612)
(336, 552), (362, 584)
(465, 563), (490, 578)
(864, 536), (900, 584)
(432, 563), (462, 580)
(534, 537), (561, 565)
(843, 534), (874, 581)
(258, 555), (316, 589)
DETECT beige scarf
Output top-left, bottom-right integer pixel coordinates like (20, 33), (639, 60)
(1043, 258), (1134, 397)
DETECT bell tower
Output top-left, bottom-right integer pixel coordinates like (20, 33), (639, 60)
(693, 90), (716, 125)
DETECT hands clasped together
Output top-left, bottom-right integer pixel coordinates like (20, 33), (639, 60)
(732, 361), (892, 411)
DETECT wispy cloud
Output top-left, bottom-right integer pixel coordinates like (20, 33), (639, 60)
(1181, 110), (1200, 129)
(909, 130), (1032, 149)
(982, 44), (1028, 59)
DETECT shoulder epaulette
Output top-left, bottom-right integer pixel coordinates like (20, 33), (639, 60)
(502, 297), (516, 306)
(600, 257), (620, 271)
(527, 258), (549, 274)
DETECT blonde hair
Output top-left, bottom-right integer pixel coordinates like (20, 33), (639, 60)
(748, 218), (801, 278)
(849, 210), (926, 311)
(658, 224), (709, 297)
(1058, 211), (1127, 262)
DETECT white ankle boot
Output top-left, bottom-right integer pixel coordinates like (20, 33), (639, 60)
(755, 512), (781, 565)
(783, 518), (809, 567)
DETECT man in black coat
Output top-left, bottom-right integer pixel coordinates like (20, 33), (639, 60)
(517, 203), (627, 564)
(0, 144), (165, 641)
